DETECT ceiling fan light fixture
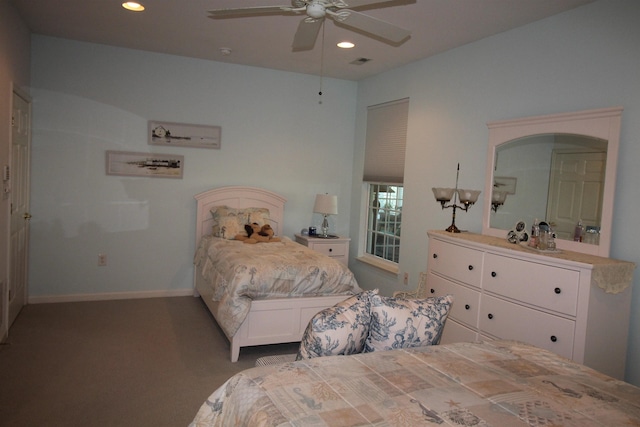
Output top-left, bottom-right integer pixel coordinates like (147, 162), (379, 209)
(122, 2), (145, 12)
(337, 41), (355, 49)
(306, 2), (326, 19)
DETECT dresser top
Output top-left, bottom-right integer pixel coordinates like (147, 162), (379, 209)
(428, 230), (635, 294)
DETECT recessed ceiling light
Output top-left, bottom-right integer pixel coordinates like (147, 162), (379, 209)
(337, 41), (355, 49)
(122, 2), (145, 12)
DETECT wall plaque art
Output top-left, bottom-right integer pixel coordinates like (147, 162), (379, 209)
(148, 120), (221, 149)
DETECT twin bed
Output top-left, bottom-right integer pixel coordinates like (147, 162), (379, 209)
(193, 186), (360, 362)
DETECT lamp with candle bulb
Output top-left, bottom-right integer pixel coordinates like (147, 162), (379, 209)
(432, 164), (481, 233)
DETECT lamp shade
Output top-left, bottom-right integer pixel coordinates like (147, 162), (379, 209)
(457, 189), (481, 204)
(432, 187), (455, 202)
(492, 190), (507, 204)
(313, 194), (338, 215)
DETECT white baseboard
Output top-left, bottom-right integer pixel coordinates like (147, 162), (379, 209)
(28, 288), (196, 304)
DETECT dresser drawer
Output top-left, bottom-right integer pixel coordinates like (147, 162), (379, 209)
(428, 239), (483, 288)
(483, 253), (580, 316)
(311, 242), (346, 258)
(441, 319), (478, 344)
(479, 294), (575, 359)
(427, 272), (480, 328)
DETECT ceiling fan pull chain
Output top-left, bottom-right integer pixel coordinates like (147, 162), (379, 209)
(318, 20), (325, 104)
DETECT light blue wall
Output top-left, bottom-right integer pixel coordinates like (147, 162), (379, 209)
(350, 0), (640, 385)
(28, 37), (357, 299)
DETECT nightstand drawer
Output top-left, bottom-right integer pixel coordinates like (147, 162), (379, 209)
(294, 234), (350, 265)
(311, 243), (346, 257)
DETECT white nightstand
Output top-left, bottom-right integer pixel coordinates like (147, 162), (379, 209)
(294, 234), (350, 265)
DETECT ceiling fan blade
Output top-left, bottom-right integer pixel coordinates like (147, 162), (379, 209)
(333, 9), (410, 43)
(292, 18), (323, 51)
(208, 6), (294, 17)
(332, 0), (399, 8)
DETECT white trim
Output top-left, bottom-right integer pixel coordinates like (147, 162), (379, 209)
(356, 254), (399, 274)
(28, 289), (194, 304)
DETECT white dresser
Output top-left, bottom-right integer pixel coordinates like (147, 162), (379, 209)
(426, 230), (634, 379)
(294, 234), (350, 266)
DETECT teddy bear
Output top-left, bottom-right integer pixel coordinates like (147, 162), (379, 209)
(235, 223), (280, 243)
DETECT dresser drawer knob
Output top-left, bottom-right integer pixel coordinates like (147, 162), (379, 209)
(487, 313), (494, 319)
(550, 336), (558, 342)
(329, 248), (333, 252)
(465, 304), (470, 310)
(491, 271), (497, 277)
(430, 288), (435, 294)
(433, 253), (438, 259)
(468, 265), (473, 271)
(554, 287), (561, 294)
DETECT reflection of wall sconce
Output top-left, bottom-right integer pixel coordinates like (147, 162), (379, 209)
(491, 190), (508, 212)
(432, 164), (481, 233)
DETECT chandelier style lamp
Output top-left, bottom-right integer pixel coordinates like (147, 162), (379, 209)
(432, 163), (481, 233)
(313, 193), (338, 238)
(491, 190), (508, 212)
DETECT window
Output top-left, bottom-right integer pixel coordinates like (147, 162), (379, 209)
(362, 98), (408, 265)
(366, 184), (403, 262)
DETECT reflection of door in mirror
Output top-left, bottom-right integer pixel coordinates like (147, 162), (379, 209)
(547, 149), (605, 240)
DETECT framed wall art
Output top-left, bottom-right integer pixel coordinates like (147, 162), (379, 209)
(493, 176), (517, 195)
(106, 150), (184, 179)
(148, 120), (221, 149)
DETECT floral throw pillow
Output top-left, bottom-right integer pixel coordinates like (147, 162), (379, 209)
(296, 290), (378, 360)
(365, 294), (453, 353)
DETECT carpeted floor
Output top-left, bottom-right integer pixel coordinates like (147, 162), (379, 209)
(0, 296), (299, 426)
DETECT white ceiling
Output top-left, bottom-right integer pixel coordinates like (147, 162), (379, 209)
(10, 0), (596, 81)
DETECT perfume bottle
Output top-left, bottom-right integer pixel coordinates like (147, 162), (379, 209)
(529, 219), (539, 248)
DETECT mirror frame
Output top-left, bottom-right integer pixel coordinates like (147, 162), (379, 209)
(482, 107), (623, 257)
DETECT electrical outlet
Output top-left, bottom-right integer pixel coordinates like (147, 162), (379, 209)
(98, 254), (107, 266)
(403, 272), (409, 285)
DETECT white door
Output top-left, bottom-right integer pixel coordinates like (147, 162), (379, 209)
(8, 89), (31, 327)
(546, 150), (605, 240)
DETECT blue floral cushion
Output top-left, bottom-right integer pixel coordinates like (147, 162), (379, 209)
(296, 290), (377, 360)
(365, 294), (453, 353)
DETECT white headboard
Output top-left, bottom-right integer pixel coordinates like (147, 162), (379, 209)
(194, 186), (287, 246)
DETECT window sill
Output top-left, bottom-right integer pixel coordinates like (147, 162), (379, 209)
(356, 255), (399, 275)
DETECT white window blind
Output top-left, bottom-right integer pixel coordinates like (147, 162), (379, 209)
(363, 98), (409, 184)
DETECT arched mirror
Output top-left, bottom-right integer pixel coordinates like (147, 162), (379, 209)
(482, 107), (622, 257)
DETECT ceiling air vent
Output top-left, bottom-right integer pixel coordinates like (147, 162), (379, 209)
(350, 57), (372, 65)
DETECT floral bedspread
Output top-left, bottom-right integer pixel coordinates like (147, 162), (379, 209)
(194, 236), (361, 337)
(190, 340), (640, 427)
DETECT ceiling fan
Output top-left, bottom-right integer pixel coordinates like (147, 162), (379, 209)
(208, 0), (412, 51)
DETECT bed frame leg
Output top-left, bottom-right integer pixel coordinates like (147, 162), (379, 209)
(230, 340), (240, 362)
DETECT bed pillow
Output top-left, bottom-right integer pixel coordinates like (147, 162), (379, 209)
(210, 206), (270, 239)
(296, 290), (378, 360)
(365, 294), (453, 353)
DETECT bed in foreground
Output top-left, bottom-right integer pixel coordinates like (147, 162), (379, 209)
(194, 186), (361, 362)
(190, 340), (640, 426)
